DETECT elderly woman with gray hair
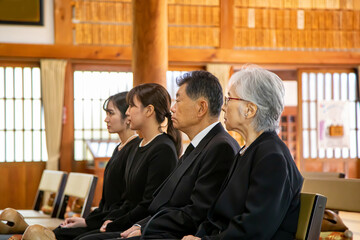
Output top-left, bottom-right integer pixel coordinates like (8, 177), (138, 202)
(183, 65), (303, 240)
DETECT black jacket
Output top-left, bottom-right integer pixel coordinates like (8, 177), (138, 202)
(140, 123), (240, 239)
(197, 131), (303, 240)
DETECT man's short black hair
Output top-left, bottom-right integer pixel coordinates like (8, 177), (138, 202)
(176, 71), (223, 117)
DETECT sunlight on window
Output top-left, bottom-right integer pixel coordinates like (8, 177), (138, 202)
(309, 73), (316, 101)
(73, 70), (133, 161)
(318, 147), (325, 158)
(325, 73), (332, 100)
(333, 73), (340, 100)
(326, 148), (334, 158)
(167, 71), (187, 99)
(0, 67), (47, 163)
(317, 73), (324, 101)
(302, 102), (308, 129)
(301, 73), (308, 101)
(340, 73), (348, 101)
(301, 70), (358, 160)
(349, 73), (356, 101)
(74, 70), (188, 161)
(309, 102), (316, 129)
(310, 130), (317, 158)
(302, 130), (309, 158)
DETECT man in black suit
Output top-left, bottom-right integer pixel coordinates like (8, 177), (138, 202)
(94, 71), (240, 240)
(183, 66), (303, 240)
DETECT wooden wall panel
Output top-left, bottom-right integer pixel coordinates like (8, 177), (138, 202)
(0, 162), (45, 209)
(304, 160), (324, 172)
(233, 3), (360, 50)
(304, 159), (358, 178)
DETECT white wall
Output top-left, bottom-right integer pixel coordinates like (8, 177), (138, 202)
(0, 0), (54, 44)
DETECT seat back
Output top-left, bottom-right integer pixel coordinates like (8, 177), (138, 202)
(301, 171), (345, 179)
(296, 193), (327, 240)
(33, 170), (68, 218)
(57, 172), (97, 219)
(302, 178), (360, 212)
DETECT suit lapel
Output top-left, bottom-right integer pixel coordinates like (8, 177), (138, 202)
(148, 123), (224, 212)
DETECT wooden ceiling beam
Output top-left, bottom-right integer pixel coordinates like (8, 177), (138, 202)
(0, 44), (132, 61)
(1, 43), (360, 66)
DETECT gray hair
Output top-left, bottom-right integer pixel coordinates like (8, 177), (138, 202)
(229, 65), (285, 132)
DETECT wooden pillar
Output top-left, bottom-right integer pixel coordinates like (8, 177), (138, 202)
(220, 0), (235, 49)
(132, 0), (168, 87)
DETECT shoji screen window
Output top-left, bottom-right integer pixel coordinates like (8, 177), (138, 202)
(73, 70), (191, 161)
(166, 71), (188, 100)
(0, 66), (47, 162)
(300, 70), (358, 169)
(73, 71), (133, 161)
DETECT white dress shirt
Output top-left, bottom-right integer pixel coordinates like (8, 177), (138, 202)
(191, 121), (219, 148)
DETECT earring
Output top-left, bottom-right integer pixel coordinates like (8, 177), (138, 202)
(244, 113), (248, 117)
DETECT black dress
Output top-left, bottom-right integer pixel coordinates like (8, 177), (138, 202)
(53, 136), (141, 240)
(77, 133), (178, 240)
(104, 133), (178, 231)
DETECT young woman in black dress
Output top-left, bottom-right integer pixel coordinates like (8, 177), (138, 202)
(53, 92), (141, 240)
(77, 83), (181, 240)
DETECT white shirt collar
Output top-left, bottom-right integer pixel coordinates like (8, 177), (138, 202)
(191, 122), (219, 148)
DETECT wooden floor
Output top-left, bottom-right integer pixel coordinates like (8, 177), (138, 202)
(340, 211), (360, 240)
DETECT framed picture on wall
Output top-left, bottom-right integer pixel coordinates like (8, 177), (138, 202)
(0, 0), (43, 26)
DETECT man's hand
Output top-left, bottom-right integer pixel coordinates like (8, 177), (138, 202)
(120, 225), (141, 238)
(100, 220), (113, 232)
(60, 217), (87, 228)
(127, 229), (141, 238)
(182, 235), (201, 240)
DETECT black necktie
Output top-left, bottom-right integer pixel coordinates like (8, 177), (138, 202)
(180, 144), (194, 164)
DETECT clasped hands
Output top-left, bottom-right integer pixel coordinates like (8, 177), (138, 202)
(119, 225), (200, 240)
(100, 222), (141, 238)
(61, 218), (199, 239)
(182, 236), (201, 240)
(60, 217), (87, 228)
(120, 225), (141, 238)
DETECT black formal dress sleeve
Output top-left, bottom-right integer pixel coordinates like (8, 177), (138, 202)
(203, 153), (298, 240)
(143, 142), (236, 238)
(106, 142), (177, 232)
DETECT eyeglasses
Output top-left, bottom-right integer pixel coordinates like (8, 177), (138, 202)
(224, 96), (247, 106)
